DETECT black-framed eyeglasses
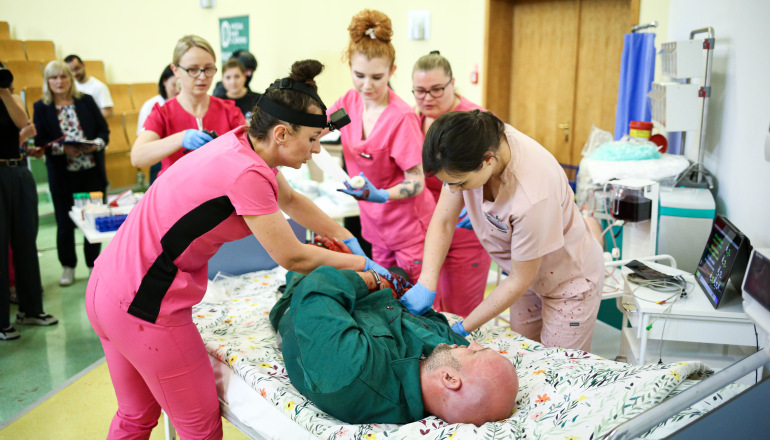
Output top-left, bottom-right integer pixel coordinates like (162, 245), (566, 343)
(412, 78), (453, 99)
(176, 65), (218, 78)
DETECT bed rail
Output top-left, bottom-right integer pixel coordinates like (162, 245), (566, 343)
(602, 347), (770, 440)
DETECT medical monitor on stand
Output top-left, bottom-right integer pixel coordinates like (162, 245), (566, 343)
(694, 215), (752, 309)
(742, 248), (770, 335)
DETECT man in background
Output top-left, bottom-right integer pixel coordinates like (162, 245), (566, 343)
(64, 54), (114, 119)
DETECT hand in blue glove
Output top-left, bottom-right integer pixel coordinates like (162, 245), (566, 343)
(364, 257), (390, 278)
(399, 282), (436, 315)
(456, 207), (473, 230)
(182, 129), (214, 151)
(450, 321), (470, 337)
(337, 172), (389, 203)
(343, 237), (367, 257)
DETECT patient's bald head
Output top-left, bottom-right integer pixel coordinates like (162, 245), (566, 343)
(420, 341), (519, 426)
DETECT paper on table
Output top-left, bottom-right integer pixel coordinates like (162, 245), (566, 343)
(311, 146), (352, 185)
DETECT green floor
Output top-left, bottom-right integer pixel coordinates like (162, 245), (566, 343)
(0, 210), (109, 425)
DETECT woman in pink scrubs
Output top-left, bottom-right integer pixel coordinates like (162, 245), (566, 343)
(405, 110), (604, 352)
(411, 51), (492, 317)
(86, 60), (393, 439)
(331, 9), (435, 282)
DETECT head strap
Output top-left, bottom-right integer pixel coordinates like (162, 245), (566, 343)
(255, 77), (328, 128)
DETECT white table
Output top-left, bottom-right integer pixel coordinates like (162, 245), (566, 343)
(617, 262), (763, 378)
(69, 210), (118, 244)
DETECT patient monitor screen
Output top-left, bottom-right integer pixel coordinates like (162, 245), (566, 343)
(694, 215), (750, 309)
(744, 251), (770, 312)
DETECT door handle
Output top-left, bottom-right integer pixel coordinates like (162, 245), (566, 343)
(558, 120), (570, 142)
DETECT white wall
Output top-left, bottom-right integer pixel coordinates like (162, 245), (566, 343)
(1, 0), (486, 108)
(667, 0), (770, 248)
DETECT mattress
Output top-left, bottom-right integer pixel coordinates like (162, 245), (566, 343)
(194, 267), (744, 440)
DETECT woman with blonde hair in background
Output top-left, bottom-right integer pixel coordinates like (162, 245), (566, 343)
(131, 35), (244, 175)
(332, 10), (435, 301)
(411, 51), (492, 317)
(33, 60), (109, 286)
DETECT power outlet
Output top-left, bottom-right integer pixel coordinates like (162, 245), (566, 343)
(407, 10), (430, 40)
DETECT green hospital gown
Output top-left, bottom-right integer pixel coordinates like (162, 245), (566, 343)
(269, 266), (468, 424)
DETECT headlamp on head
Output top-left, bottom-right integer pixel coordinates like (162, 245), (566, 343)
(328, 108), (351, 131)
(256, 77), (351, 131)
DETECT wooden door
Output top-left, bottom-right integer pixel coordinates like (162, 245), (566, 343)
(484, 0), (639, 165)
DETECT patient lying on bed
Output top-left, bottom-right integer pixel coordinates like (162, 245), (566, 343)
(269, 265), (519, 427)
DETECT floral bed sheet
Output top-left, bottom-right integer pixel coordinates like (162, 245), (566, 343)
(194, 268), (743, 440)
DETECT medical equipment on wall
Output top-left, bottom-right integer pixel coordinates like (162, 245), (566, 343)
(607, 179), (659, 261)
(657, 187), (715, 273)
(647, 27), (715, 188)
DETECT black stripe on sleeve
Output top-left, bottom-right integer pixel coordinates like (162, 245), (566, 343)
(128, 196), (235, 323)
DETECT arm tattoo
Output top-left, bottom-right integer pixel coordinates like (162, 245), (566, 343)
(395, 164), (425, 198)
(398, 180), (422, 198)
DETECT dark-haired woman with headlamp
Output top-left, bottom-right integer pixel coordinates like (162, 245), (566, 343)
(86, 59), (392, 439)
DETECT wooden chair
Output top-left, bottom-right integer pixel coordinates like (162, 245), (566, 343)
(22, 86), (43, 118)
(0, 39), (26, 61)
(24, 40), (56, 64)
(123, 110), (140, 145)
(130, 82), (157, 111)
(107, 83), (133, 113)
(0, 22), (10, 40)
(84, 60), (106, 83)
(105, 114), (130, 153)
(104, 152), (138, 190)
(5, 60), (43, 90)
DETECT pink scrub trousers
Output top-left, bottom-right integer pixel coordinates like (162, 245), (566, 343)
(432, 228), (492, 317)
(508, 268), (603, 352)
(371, 240), (425, 283)
(86, 276), (223, 440)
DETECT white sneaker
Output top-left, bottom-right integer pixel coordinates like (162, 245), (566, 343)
(59, 267), (75, 286)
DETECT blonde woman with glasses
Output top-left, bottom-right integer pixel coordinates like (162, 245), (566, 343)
(32, 60), (109, 286)
(410, 51), (492, 317)
(131, 35), (244, 176)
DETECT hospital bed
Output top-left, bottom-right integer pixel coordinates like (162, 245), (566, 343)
(159, 265), (753, 440)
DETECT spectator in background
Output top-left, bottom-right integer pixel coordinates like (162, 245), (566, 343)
(136, 65), (180, 184)
(220, 59), (261, 120)
(64, 55), (114, 119)
(212, 49), (257, 98)
(130, 35), (244, 175)
(1, 60), (58, 341)
(33, 61), (109, 287)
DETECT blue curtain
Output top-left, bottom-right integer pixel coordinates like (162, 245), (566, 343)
(614, 33), (656, 140)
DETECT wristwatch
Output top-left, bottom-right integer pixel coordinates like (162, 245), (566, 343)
(368, 268), (381, 291)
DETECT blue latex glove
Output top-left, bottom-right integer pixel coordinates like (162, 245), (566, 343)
(451, 321), (471, 337)
(364, 257), (391, 280)
(182, 129), (214, 151)
(343, 237), (367, 257)
(399, 282), (436, 315)
(456, 207), (473, 230)
(338, 172), (389, 203)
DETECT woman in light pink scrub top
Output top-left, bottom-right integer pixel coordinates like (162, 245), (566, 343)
(412, 110), (604, 351)
(333, 10), (435, 282)
(411, 51), (491, 317)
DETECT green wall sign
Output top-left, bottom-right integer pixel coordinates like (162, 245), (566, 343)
(219, 16), (249, 61)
